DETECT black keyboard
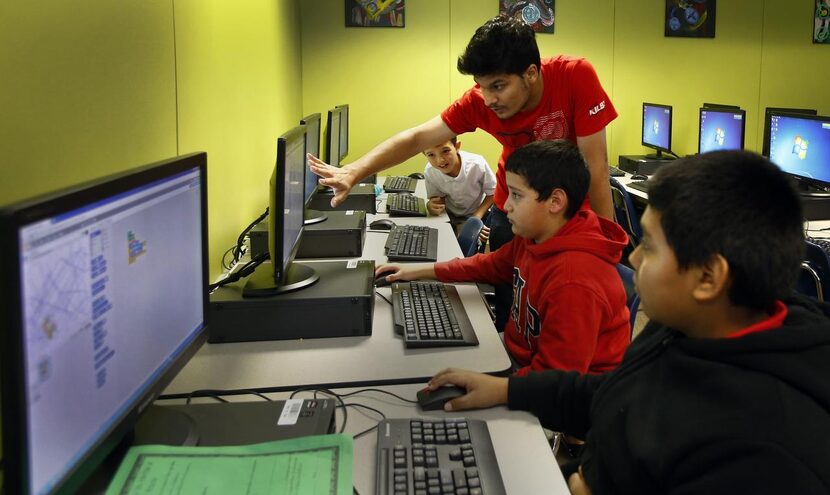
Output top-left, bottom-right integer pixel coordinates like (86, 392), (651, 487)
(384, 176), (418, 193)
(376, 418), (506, 495)
(392, 281), (478, 347)
(385, 225), (438, 261)
(809, 237), (830, 255)
(388, 193), (428, 217)
(626, 180), (651, 193)
(609, 166), (625, 177)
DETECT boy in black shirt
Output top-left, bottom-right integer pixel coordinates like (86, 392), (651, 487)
(427, 150), (830, 494)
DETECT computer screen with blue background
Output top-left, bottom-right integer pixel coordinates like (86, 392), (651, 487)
(699, 107), (745, 153)
(769, 113), (830, 186)
(642, 103), (672, 153)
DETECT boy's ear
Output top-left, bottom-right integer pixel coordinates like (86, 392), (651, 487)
(523, 64), (539, 85)
(546, 188), (568, 216)
(690, 254), (731, 303)
(454, 140), (462, 152)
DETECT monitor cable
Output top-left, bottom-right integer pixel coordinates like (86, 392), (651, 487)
(230, 207), (269, 266)
(208, 252), (269, 292)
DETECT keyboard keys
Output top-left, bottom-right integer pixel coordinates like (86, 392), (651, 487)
(385, 226), (438, 261)
(392, 282), (478, 348)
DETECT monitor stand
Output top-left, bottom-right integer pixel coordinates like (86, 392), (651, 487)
(644, 150), (675, 160)
(241, 261), (319, 298)
(304, 208), (328, 225)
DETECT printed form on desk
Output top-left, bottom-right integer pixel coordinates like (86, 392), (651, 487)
(106, 434), (352, 495)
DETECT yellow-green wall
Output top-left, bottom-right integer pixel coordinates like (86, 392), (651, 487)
(302, 0), (829, 173)
(0, 0), (303, 281)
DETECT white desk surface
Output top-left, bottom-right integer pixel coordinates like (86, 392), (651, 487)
(173, 383), (568, 495)
(164, 179), (511, 396)
(615, 172), (649, 201)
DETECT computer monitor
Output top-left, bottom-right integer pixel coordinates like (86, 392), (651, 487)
(642, 102), (674, 159)
(702, 102), (741, 110)
(0, 153), (209, 495)
(698, 106), (746, 154)
(762, 107), (818, 157)
(325, 108), (342, 168)
(335, 104), (349, 161)
(767, 112), (830, 192)
(300, 113), (327, 225)
(242, 125), (319, 296)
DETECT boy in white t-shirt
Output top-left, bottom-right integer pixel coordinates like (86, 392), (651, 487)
(423, 138), (496, 235)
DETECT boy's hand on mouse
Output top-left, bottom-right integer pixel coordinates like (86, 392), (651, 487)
(428, 368), (508, 411)
(427, 197), (446, 216)
(478, 225), (490, 245)
(568, 467), (593, 495)
(375, 264), (436, 282)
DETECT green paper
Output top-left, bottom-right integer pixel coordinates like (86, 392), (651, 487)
(105, 434), (352, 495)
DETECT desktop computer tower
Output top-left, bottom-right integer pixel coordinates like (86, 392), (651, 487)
(801, 194), (830, 221)
(618, 155), (674, 176)
(308, 183), (377, 214)
(209, 260), (375, 343)
(249, 211), (366, 259)
(359, 174), (377, 184)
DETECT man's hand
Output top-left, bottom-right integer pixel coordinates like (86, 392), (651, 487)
(427, 197), (446, 216)
(427, 368), (508, 411)
(307, 154), (357, 207)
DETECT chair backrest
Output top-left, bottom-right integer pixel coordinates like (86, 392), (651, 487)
(457, 217), (485, 257)
(609, 177), (642, 248)
(796, 240), (830, 301)
(615, 263), (640, 337)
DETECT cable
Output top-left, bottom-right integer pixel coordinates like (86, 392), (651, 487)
(183, 388), (273, 405)
(231, 207), (269, 264)
(338, 388), (418, 404)
(375, 291), (392, 305)
(208, 252), (269, 291)
(221, 244), (237, 271)
(290, 387), (349, 433)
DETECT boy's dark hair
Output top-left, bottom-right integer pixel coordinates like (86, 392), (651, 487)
(457, 15), (541, 77)
(648, 150), (804, 310)
(504, 140), (589, 218)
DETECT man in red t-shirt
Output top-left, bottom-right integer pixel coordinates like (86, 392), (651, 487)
(309, 15), (618, 331)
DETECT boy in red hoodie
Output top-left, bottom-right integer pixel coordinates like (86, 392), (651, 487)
(376, 140), (630, 375)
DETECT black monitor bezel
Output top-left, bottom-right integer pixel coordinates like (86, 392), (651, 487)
(765, 111), (830, 191)
(702, 102), (741, 110)
(697, 106), (747, 154)
(270, 125), (307, 284)
(0, 153), (209, 495)
(641, 102), (674, 157)
(300, 113), (322, 208)
(761, 107), (818, 158)
(335, 104), (349, 160)
(324, 108), (341, 168)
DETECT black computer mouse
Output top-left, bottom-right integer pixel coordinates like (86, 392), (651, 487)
(408, 172), (425, 180)
(416, 385), (467, 411)
(630, 174), (648, 181)
(370, 218), (396, 230)
(374, 274), (393, 287)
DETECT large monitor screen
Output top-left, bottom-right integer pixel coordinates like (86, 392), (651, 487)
(301, 113), (321, 206)
(698, 107), (746, 154)
(1, 154), (208, 494)
(762, 107), (818, 157)
(280, 128), (306, 276)
(768, 113), (830, 187)
(642, 103), (672, 155)
(336, 104), (349, 160)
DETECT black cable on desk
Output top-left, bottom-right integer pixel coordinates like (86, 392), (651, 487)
(208, 252), (268, 291)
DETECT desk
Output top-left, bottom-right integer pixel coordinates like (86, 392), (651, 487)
(163, 179), (511, 396)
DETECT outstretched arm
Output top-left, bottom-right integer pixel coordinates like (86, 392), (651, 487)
(309, 116), (456, 207)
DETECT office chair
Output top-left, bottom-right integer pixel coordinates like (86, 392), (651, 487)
(615, 263), (640, 337)
(609, 178), (642, 251)
(796, 240), (830, 302)
(457, 217), (485, 257)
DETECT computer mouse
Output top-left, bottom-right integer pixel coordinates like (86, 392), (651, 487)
(630, 174), (648, 181)
(408, 172), (425, 180)
(374, 274), (393, 288)
(416, 385), (467, 411)
(370, 218), (396, 230)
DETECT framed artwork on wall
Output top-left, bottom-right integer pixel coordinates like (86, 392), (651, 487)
(346, 0), (405, 28)
(499, 0), (555, 34)
(815, 0), (830, 43)
(665, 0), (716, 38)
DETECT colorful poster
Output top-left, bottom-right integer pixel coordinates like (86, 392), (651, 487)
(665, 0), (716, 38)
(346, 0), (405, 28)
(499, 0), (555, 34)
(815, 0), (830, 44)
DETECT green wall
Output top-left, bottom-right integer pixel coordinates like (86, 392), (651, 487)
(0, 0), (303, 281)
(302, 0), (829, 173)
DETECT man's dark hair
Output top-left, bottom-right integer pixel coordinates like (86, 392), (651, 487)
(457, 15), (541, 77)
(648, 151), (804, 310)
(504, 140), (589, 218)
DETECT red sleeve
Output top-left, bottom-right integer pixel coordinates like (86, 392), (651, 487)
(569, 59), (617, 137)
(441, 87), (484, 136)
(514, 284), (603, 376)
(434, 238), (517, 285)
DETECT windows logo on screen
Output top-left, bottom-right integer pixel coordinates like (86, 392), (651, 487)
(792, 136), (809, 160)
(714, 127), (725, 146)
